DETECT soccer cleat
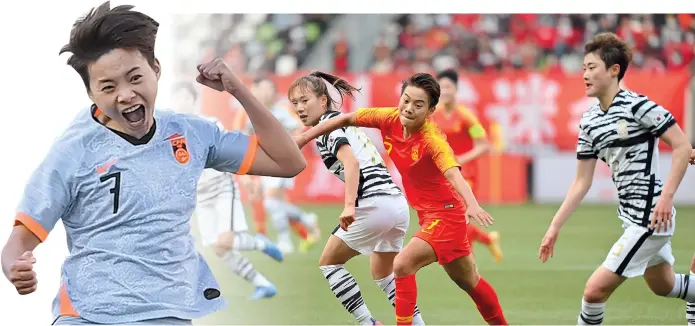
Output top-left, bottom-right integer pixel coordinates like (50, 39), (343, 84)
(487, 231), (503, 263)
(255, 234), (284, 262)
(370, 317), (383, 325)
(249, 284), (277, 300)
(298, 235), (318, 253)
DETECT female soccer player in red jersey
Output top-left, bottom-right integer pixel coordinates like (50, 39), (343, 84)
(296, 73), (508, 325)
(431, 69), (503, 263)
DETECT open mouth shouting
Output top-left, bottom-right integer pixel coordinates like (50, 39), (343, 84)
(122, 104), (146, 126)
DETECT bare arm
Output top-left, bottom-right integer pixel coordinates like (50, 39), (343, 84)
(443, 167), (480, 209)
(658, 124), (691, 199)
(232, 86), (306, 176)
(197, 58), (305, 177)
(2, 226), (40, 281)
(336, 145), (360, 208)
(549, 158), (597, 230)
(456, 138), (491, 165)
(296, 113), (357, 149)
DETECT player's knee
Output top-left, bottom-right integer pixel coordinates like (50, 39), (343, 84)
(582, 285), (609, 303)
(393, 254), (416, 277)
(318, 252), (343, 266)
(690, 254), (695, 273)
(216, 232), (235, 248)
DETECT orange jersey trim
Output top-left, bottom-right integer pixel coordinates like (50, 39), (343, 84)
(14, 213), (48, 242)
(59, 284), (80, 317)
(237, 135), (258, 175)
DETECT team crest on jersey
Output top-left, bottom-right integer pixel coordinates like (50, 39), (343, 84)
(167, 133), (190, 164)
(616, 120), (629, 139)
(411, 145), (419, 161)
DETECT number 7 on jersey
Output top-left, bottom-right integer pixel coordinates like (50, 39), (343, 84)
(100, 172), (121, 214)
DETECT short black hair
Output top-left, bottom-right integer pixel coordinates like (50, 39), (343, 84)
(436, 68), (458, 86)
(59, 1), (160, 90)
(400, 73), (441, 109)
(584, 32), (633, 81)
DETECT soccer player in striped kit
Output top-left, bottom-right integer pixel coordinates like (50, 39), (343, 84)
(539, 32), (695, 325)
(195, 118), (284, 300)
(1, 2), (305, 324)
(171, 84), (285, 300)
(430, 69), (503, 263)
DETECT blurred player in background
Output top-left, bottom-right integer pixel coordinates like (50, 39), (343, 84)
(290, 71), (426, 325)
(171, 83), (285, 300)
(1, 2), (306, 325)
(538, 33), (695, 325)
(196, 137), (284, 301)
(431, 69), (503, 263)
(689, 149), (695, 325)
(237, 76), (321, 254)
(297, 73), (508, 326)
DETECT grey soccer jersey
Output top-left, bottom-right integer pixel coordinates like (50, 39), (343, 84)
(14, 106), (258, 323)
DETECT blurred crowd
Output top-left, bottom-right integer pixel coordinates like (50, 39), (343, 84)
(370, 14), (695, 74)
(173, 13), (695, 78)
(173, 13), (336, 79)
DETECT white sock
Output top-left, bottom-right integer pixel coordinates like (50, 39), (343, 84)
(577, 299), (605, 325)
(375, 273), (424, 325)
(668, 273), (695, 302)
(265, 198), (292, 247)
(320, 264), (373, 325)
(232, 232), (266, 251)
(222, 251), (271, 287)
(687, 271), (695, 325)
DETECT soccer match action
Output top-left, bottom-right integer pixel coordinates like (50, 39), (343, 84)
(3, 1), (695, 325)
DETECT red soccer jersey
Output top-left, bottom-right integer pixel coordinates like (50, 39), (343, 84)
(430, 105), (487, 180)
(355, 107), (465, 215)
(430, 105), (487, 155)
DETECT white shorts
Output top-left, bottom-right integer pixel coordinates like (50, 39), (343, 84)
(602, 224), (675, 278)
(262, 176), (295, 190)
(196, 183), (248, 247)
(332, 195), (410, 255)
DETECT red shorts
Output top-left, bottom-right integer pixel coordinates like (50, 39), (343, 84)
(413, 211), (470, 265)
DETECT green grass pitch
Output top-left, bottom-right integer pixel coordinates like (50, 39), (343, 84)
(193, 204), (695, 325)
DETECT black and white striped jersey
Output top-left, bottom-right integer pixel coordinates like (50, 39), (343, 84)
(576, 89), (677, 234)
(316, 111), (402, 202)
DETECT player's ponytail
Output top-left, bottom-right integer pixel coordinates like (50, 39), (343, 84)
(288, 71), (361, 112)
(309, 71), (361, 112)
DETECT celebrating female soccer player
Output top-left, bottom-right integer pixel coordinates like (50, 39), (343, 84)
(1, 2), (305, 325)
(538, 33), (694, 325)
(290, 71), (426, 325)
(296, 73), (507, 325)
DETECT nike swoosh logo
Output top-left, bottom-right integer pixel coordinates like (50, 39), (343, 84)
(96, 159), (117, 174)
